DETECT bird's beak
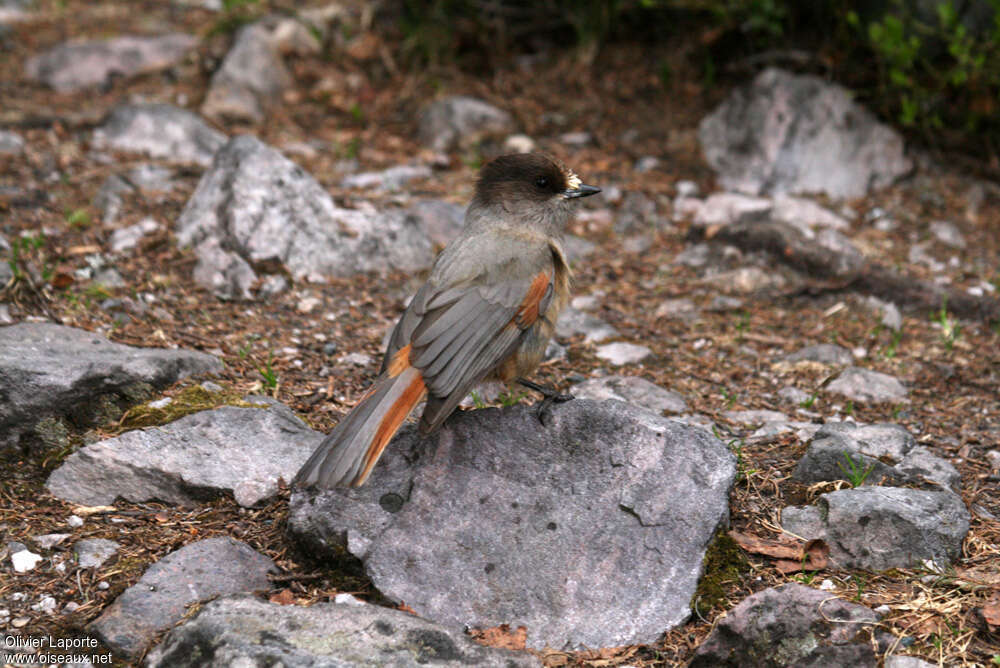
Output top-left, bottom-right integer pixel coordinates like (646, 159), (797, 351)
(563, 184), (601, 199)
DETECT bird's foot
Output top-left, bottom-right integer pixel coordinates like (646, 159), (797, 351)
(517, 378), (574, 426)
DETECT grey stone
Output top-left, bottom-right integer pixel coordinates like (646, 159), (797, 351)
(146, 594), (540, 667)
(177, 136), (434, 299)
(655, 298), (699, 321)
(816, 228), (865, 277)
(699, 68), (912, 199)
(108, 217), (161, 253)
(289, 399), (735, 649)
(46, 398), (322, 507)
(0, 130), (24, 155)
(571, 375), (687, 414)
(794, 422), (957, 491)
(781, 487), (970, 570)
(0, 323), (221, 451)
(555, 307), (618, 343)
(92, 173), (132, 224)
(826, 367), (908, 403)
(407, 199), (466, 247)
(929, 220), (965, 249)
(865, 296), (903, 331)
(503, 133), (536, 154)
(418, 96), (514, 152)
(784, 343), (854, 366)
(74, 538), (119, 569)
(778, 385), (810, 404)
(92, 104), (226, 167)
(770, 194), (849, 232)
(25, 33), (196, 92)
(691, 583), (878, 667)
(884, 656), (938, 668)
(895, 446), (961, 492)
(125, 163), (176, 192)
(692, 192), (771, 228)
(32, 533), (70, 549)
(724, 409), (788, 426)
(616, 191), (658, 234)
(594, 342), (651, 366)
(341, 164), (432, 192)
(707, 266), (787, 294)
(987, 449), (1000, 472)
(201, 18), (318, 123)
(89, 537), (274, 659)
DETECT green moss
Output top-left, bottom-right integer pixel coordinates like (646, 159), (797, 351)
(692, 531), (749, 617)
(109, 384), (248, 435)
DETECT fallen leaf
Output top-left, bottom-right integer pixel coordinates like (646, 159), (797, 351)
(269, 590), (296, 606)
(730, 531), (828, 573)
(397, 602), (417, 615)
(729, 530), (802, 560)
(468, 624), (527, 651)
(50, 271), (74, 289)
(980, 591), (1000, 631)
(153, 512), (169, 523)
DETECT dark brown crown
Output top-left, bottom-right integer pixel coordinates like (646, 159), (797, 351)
(474, 154), (571, 204)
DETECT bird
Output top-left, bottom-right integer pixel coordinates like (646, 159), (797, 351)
(293, 153), (600, 489)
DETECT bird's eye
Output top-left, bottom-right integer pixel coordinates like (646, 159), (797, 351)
(534, 176), (549, 189)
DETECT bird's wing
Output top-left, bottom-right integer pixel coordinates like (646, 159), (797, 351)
(380, 236), (556, 433)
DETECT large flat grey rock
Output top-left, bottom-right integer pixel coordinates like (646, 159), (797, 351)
(0, 323), (221, 451)
(25, 34), (196, 92)
(691, 583), (878, 667)
(145, 594), (540, 667)
(782, 487), (970, 570)
(92, 104), (226, 167)
(89, 537), (274, 659)
(699, 68), (912, 199)
(289, 399), (735, 650)
(46, 397), (322, 507)
(176, 135), (435, 299)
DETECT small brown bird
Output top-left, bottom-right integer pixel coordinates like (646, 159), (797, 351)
(293, 153), (600, 488)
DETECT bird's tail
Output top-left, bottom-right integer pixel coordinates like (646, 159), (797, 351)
(293, 365), (427, 488)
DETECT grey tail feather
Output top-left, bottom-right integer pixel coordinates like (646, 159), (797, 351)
(292, 370), (413, 489)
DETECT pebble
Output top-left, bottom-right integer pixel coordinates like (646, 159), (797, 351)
(595, 342), (652, 366)
(67, 515), (84, 528)
(11, 549), (43, 573)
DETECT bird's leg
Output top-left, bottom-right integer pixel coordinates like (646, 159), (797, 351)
(517, 378), (574, 426)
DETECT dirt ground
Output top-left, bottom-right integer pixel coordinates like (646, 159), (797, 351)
(1, 1), (999, 666)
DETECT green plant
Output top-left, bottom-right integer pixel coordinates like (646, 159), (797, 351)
(349, 103), (365, 123)
(844, 400), (854, 416)
(497, 389), (527, 407)
(721, 433), (757, 483)
(800, 392), (818, 409)
(934, 298), (961, 350)
(883, 329), (903, 359)
(259, 351), (278, 390)
(469, 389), (486, 409)
(735, 311), (750, 342)
(720, 387), (736, 409)
(851, 573), (867, 602)
(838, 451), (875, 487)
(793, 569), (817, 585)
(846, 0), (1000, 150)
(65, 207), (91, 229)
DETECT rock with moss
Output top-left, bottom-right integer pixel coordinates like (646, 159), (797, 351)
(691, 583), (879, 667)
(0, 323), (221, 453)
(145, 594), (540, 667)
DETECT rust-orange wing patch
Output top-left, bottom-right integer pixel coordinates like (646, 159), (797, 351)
(513, 271), (550, 328)
(387, 343), (413, 377)
(357, 371), (426, 486)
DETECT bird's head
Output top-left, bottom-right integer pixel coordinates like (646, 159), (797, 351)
(471, 153), (600, 232)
